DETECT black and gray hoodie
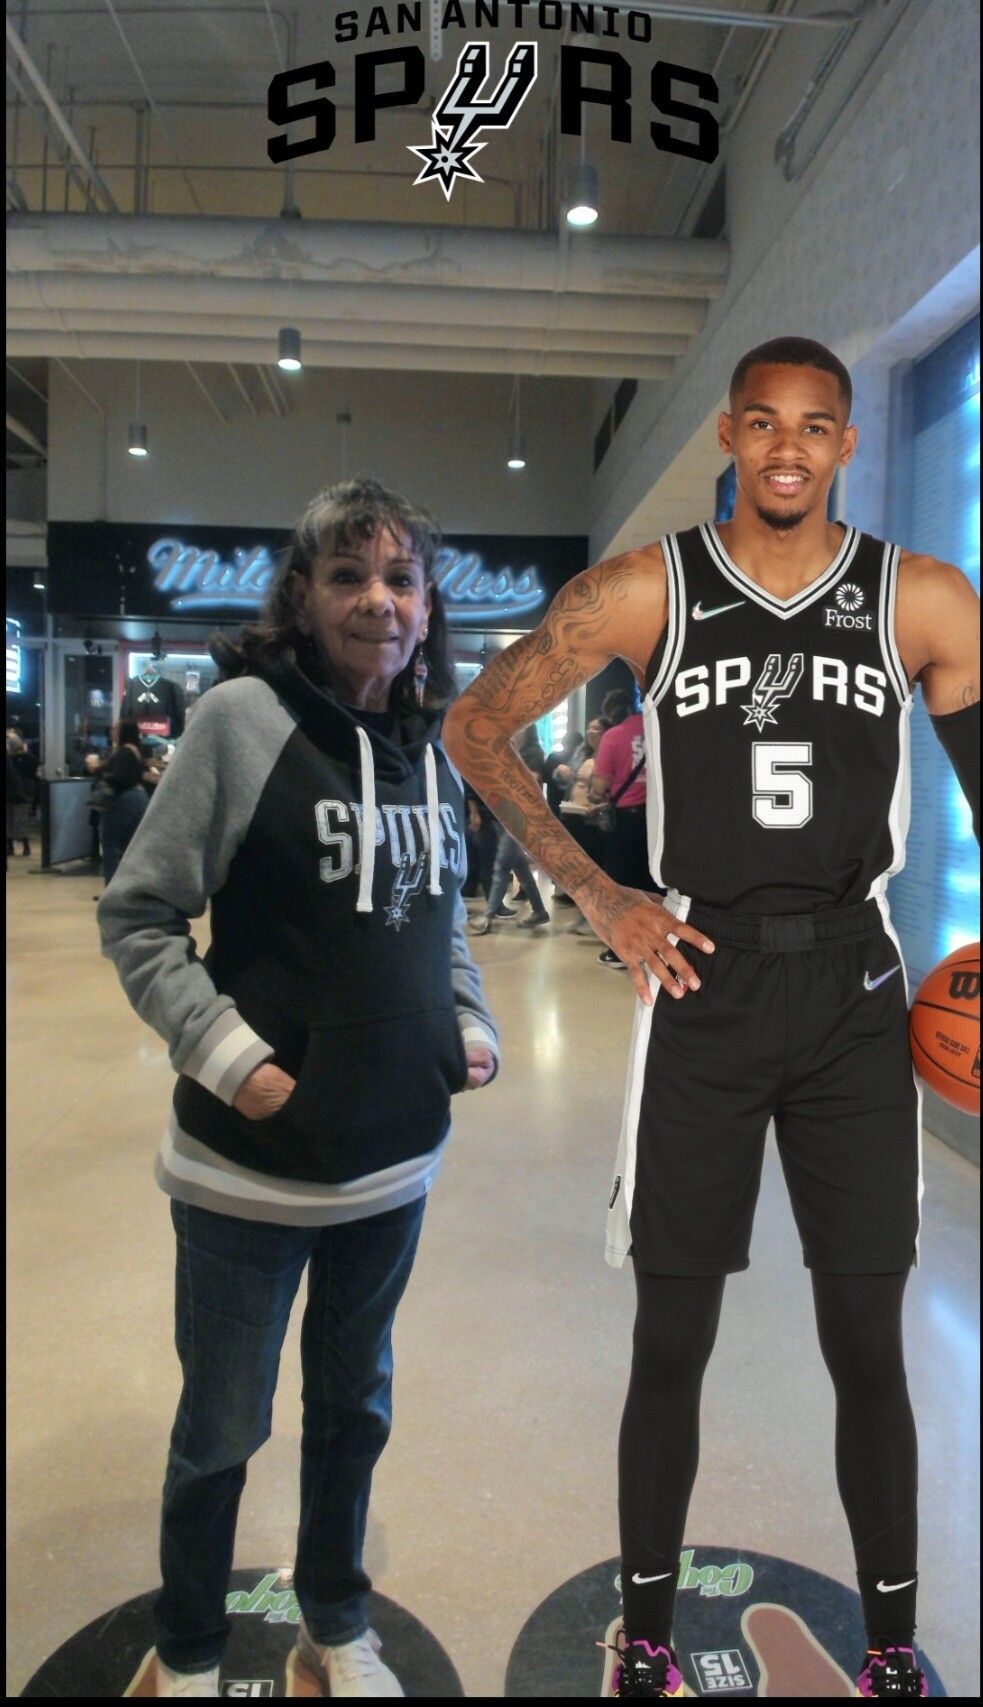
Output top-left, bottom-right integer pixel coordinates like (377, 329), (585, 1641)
(97, 655), (499, 1226)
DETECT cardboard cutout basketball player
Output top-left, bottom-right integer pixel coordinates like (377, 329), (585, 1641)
(444, 337), (981, 1700)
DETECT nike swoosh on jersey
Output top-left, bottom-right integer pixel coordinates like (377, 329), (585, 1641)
(691, 599), (746, 620)
(877, 1577), (917, 1592)
(631, 1571), (672, 1585)
(864, 966), (901, 991)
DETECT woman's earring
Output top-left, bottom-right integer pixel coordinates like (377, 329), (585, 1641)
(413, 644), (429, 708)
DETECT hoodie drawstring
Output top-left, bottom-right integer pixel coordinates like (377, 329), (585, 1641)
(424, 744), (443, 896)
(356, 726), (377, 914)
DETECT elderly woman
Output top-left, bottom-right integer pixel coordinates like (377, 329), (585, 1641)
(98, 478), (499, 1699)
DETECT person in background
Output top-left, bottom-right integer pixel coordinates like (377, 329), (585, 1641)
(98, 476), (499, 1700)
(5, 724), (34, 857)
(544, 729), (584, 909)
(85, 718), (149, 886)
(467, 725), (551, 935)
(544, 728), (583, 819)
(464, 785), (509, 912)
(590, 684), (659, 970)
(558, 715), (613, 935)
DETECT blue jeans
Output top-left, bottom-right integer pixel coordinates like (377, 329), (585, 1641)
(101, 786), (147, 885)
(484, 828), (548, 919)
(154, 1194), (427, 1672)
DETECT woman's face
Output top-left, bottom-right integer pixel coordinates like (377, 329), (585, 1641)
(295, 526), (432, 711)
(585, 719), (606, 751)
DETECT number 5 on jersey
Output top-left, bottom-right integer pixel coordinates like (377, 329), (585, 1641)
(752, 742), (814, 828)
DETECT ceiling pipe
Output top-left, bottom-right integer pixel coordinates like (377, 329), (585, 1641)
(6, 213), (729, 300)
(5, 20), (118, 212)
(9, 330), (676, 381)
(6, 412), (47, 457)
(225, 364), (259, 416)
(256, 365), (286, 418)
(6, 307), (691, 361)
(183, 362), (227, 423)
(53, 355), (104, 417)
(5, 273), (709, 336)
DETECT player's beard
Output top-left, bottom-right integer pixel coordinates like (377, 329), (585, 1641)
(755, 502), (809, 532)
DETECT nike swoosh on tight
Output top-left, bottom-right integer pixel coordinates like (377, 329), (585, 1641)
(864, 966), (901, 991)
(691, 600), (746, 620)
(631, 1571), (672, 1584)
(877, 1577), (917, 1592)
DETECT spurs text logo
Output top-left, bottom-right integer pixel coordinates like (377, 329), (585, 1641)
(409, 41), (538, 200)
(674, 654), (888, 721)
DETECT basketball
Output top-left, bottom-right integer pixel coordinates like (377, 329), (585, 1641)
(909, 945), (980, 1116)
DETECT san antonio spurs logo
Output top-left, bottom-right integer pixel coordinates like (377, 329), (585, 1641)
(385, 850), (428, 931)
(408, 41), (538, 201)
(835, 582), (865, 612)
(741, 653), (805, 730)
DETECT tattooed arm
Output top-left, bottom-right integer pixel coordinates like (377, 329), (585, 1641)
(441, 547), (716, 1002)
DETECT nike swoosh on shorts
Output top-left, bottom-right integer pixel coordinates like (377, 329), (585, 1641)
(877, 1577), (917, 1592)
(631, 1571), (672, 1584)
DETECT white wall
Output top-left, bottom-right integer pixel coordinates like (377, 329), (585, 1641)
(592, 0), (980, 557)
(48, 363), (593, 536)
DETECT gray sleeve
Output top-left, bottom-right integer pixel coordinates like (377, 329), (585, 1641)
(97, 678), (298, 1106)
(441, 739), (501, 1072)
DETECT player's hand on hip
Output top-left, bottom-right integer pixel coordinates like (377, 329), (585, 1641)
(233, 1062), (297, 1120)
(584, 886), (715, 1004)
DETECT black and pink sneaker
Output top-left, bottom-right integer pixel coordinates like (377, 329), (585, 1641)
(599, 1624), (687, 1698)
(855, 1645), (928, 1696)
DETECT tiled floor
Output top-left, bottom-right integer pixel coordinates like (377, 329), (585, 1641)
(6, 861), (980, 1697)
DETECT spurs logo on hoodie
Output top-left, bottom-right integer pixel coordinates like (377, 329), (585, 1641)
(315, 798), (465, 917)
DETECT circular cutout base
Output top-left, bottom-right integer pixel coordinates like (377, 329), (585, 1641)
(21, 1567), (463, 1698)
(504, 1548), (945, 1697)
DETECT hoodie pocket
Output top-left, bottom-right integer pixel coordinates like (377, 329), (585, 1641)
(250, 1002), (468, 1183)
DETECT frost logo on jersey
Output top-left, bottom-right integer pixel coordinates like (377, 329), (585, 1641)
(740, 653), (804, 730)
(824, 581), (872, 630)
(408, 41), (538, 201)
(385, 850), (428, 932)
(835, 582), (864, 611)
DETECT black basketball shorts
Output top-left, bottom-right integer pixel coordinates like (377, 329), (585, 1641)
(605, 898), (922, 1275)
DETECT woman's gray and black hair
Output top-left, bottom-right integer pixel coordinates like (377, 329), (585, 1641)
(211, 476), (456, 710)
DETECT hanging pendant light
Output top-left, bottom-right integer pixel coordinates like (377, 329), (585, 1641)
(277, 326), (302, 371)
(128, 362), (149, 456)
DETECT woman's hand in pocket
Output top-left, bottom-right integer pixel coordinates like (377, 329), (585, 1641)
(466, 1046), (496, 1090)
(233, 1062), (297, 1120)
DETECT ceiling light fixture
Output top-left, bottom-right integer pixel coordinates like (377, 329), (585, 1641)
(566, 161), (599, 229)
(277, 326), (302, 371)
(507, 376), (527, 471)
(128, 361), (148, 456)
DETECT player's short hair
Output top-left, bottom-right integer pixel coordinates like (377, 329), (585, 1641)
(729, 338), (852, 416)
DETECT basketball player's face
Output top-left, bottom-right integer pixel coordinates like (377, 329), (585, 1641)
(718, 364), (858, 532)
(295, 526), (431, 708)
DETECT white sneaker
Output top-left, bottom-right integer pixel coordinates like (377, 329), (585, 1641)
(288, 1621), (404, 1698)
(124, 1648), (220, 1697)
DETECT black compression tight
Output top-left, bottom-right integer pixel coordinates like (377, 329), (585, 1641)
(619, 1266), (917, 1643)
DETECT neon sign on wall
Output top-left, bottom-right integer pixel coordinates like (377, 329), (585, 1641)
(147, 538), (545, 625)
(6, 618), (22, 694)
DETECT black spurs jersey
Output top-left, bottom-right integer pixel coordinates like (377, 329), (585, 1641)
(643, 523), (912, 913)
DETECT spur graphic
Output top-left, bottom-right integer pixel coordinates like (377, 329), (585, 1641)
(408, 40), (537, 200)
